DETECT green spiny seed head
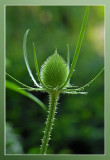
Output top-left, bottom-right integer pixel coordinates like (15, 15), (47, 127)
(40, 51), (69, 89)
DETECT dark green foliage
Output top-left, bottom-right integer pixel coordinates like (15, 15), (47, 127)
(6, 6), (104, 154)
(6, 123), (23, 154)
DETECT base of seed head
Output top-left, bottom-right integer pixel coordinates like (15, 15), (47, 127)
(40, 50), (69, 89)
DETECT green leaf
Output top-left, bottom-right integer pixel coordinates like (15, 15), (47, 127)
(23, 29), (41, 88)
(6, 80), (47, 111)
(61, 6), (90, 89)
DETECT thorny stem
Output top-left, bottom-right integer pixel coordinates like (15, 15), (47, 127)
(40, 91), (59, 154)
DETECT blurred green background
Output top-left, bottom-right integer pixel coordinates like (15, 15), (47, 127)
(6, 6), (104, 154)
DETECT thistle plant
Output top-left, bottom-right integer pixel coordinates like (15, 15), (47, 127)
(7, 6), (104, 154)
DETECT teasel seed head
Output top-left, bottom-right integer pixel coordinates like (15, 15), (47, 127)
(40, 50), (69, 89)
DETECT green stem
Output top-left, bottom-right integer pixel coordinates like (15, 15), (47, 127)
(40, 91), (59, 154)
